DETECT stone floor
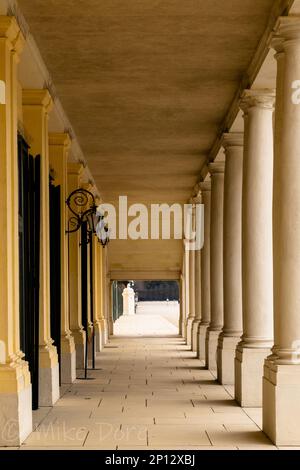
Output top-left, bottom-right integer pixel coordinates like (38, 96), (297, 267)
(4, 315), (297, 450)
(114, 311), (179, 336)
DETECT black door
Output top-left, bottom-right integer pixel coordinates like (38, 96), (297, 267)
(18, 135), (40, 410)
(81, 222), (88, 333)
(49, 179), (61, 384)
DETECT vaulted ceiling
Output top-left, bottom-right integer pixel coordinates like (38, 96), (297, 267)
(18, 0), (283, 279)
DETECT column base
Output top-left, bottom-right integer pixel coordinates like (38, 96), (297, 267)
(263, 359), (300, 445)
(87, 325), (94, 361)
(206, 329), (221, 371)
(235, 344), (271, 407)
(72, 328), (86, 370)
(191, 320), (201, 353)
(100, 319), (109, 344)
(39, 344), (60, 406)
(60, 334), (76, 384)
(0, 361), (33, 446)
(186, 317), (194, 347)
(94, 321), (103, 352)
(108, 318), (114, 337)
(181, 320), (187, 341)
(198, 323), (209, 361)
(217, 334), (240, 385)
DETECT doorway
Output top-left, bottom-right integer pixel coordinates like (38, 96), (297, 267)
(113, 280), (180, 337)
(49, 177), (61, 384)
(18, 135), (40, 410)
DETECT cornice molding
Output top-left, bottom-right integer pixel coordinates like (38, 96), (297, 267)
(0, 14), (24, 53)
(22, 88), (53, 112)
(49, 132), (71, 149)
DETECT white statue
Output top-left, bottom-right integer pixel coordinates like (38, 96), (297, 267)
(122, 283), (135, 316)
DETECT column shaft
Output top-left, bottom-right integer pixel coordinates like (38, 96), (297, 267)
(217, 133), (243, 384)
(183, 243), (189, 341)
(206, 163), (225, 371)
(93, 236), (104, 352)
(191, 196), (202, 352)
(191, 246), (201, 352)
(186, 201), (196, 347)
(263, 19), (300, 445)
(97, 242), (107, 345)
(179, 273), (185, 337)
(198, 181), (211, 361)
(186, 244), (195, 346)
(100, 246), (109, 342)
(235, 89), (274, 407)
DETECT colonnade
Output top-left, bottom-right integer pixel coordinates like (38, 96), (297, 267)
(181, 17), (300, 445)
(0, 16), (111, 446)
(2, 10), (300, 449)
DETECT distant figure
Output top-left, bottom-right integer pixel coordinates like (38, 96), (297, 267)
(122, 283), (135, 316)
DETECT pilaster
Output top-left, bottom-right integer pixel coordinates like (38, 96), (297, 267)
(49, 133), (76, 384)
(0, 16), (32, 445)
(22, 89), (59, 406)
(67, 163), (86, 369)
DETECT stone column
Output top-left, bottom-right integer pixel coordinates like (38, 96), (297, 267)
(96, 242), (106, 346)
(206, 163), (225, 371)
(198, 181), (211, 361)
(92, 236), (104, 352)
(81, 184), (95, 359)
(191, 196), (202, 353)
(49, 133), (76, 384)
(179, 273), (185, 337)
(107, 277), (114, 337)
(23, 89), (59, 406)
(186, 202), (196, 347)
(263, 18), (300, 445)
(100, 245), (109, 343)
(235, 89), (274, 407)
(186, 246), (195, 347)
(0, 16), (32, 446)
(67, 163), (86, 369)
(183, 242), (189, 341)
(217, 133), (243, 385)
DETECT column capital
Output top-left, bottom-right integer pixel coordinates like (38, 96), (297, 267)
(0, 16), (25, 54)
(22, 89), (53, 113)
(240, 89), (275, 112)
(222, 132), (244, 149)
(67, 162), (84, 176)
(199, 180), (211, 192)
(270, 35), (285, 55)
(208, 161), (225, 175)
(275, 16), (300, 42)
(193, 182), (201, 195)
(191, 195), (201, 204)
(49, 132), (72, 149)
